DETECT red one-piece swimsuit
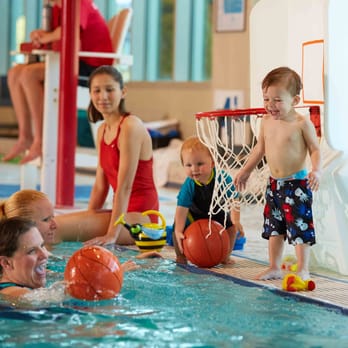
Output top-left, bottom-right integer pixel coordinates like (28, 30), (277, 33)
(100, 116), (159, 222)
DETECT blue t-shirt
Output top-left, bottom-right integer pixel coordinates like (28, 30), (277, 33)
(177, 168), (236, 228)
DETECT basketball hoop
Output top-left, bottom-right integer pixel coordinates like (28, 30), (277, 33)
(195, 106), (321, 215)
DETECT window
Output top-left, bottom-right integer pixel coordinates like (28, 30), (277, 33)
(158, 0), (174, 79)
(131, 0), (212, 81)
(0, 0), (212, 82)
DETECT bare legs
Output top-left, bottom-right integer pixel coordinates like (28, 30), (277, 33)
(4, 62), (45, 163)
(20, 62), (45, 163)
(55, 210), (150, 245)
(256, 235), (311, 280)
(294, 243), (311, 280)
(4, 64), (33, 160)
(256, 235), (284, 280)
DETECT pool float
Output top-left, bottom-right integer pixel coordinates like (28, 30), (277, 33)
(115, 210), (167, 252)
(282, 273), (316, 292)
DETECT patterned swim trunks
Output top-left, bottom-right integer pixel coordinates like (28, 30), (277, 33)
(262, 175), (316, 246)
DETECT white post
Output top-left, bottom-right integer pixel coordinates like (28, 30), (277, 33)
(40, 51), (60, 203)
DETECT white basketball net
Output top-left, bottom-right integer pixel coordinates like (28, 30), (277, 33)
(195, 110), (269, 215)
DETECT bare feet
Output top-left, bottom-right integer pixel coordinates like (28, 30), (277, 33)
(296, 270), (311, 281)
(2, 139), (32, 161)
(20, 142), (42, 164)
(256, 268), (283, 280)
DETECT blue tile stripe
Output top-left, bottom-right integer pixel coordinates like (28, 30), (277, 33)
(0, 184), (92, 202)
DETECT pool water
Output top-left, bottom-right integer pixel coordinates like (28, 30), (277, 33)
(1, 242), (348, 348)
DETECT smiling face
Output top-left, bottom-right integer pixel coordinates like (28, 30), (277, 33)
(262, 84), (300, 120)
(261, 67), (302, 120)
(4, 227), (48, 289)
(89, 73), (126, 117)
(181, 147), (214, 184)
(2, 190), (58, 246)
(30, 198), (57, 245)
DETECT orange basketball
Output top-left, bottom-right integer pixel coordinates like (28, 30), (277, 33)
(183, 219), (230, 268)
(64, 245), (123, 301)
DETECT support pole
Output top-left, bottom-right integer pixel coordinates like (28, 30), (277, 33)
(56, 0), (80, 207)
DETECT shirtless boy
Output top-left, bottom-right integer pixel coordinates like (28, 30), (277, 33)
(234, 67), (321, 281)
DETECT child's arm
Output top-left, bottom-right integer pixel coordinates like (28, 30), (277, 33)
(231, 209), (244, 237)
(234, 122), (266, 191)
(174, 206), (189, 254)
(302, 118), (322, 191)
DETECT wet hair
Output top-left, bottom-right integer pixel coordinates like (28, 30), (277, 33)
(262, 67), (303, 97)
(0, 217), (36, 276)
(87, 65), (129, 123)
(0, 189), (49, 221)
(180, 136), (212, 165)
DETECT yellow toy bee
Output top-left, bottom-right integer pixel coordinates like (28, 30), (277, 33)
(115, 210), (167, 252)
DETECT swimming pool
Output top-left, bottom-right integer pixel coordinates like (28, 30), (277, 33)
(1, 242), (348, 347)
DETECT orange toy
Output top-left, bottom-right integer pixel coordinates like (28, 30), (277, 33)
(64, 245), (123, 301)
(183, 219), (230, 268)
(282, 273), (316, 292)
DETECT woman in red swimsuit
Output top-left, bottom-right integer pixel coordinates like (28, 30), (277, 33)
(55, 66), (159, 246)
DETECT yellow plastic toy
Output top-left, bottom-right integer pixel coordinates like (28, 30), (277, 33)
(282, 273), (316, 292)
(115, 210), (167, 252)
(281, 255), (298, 272)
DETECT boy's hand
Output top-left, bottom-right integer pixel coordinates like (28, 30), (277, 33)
(234, 170), (251, 191)
(175, 231), (185, 254)
(308, 170), (320, 191)
(233, 222), (245, 238)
